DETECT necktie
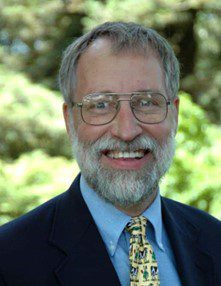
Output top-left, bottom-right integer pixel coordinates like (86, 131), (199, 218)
(126, 216), (160, 286)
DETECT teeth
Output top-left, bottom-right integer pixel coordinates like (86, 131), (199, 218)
(107, 150), (145, 159)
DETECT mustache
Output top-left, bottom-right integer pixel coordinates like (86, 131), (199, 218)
(83, 134), (159, 153)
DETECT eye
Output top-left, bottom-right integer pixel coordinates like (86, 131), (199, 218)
(139, 99), (152, 107)
(132, 98), (154, 109)
(95, 101), (109, 109)
(84, 100), (114, 115)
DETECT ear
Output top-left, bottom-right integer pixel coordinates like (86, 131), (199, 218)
(174, 97), (180, 113)
(173, 97), (180, 132)
(62, 103), (71, 137)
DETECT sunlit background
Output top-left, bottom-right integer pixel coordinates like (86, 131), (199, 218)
(0, 0), (220, 224)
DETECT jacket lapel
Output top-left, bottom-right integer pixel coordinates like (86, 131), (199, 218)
(162, 198), (215, 286)
(49, 174), (121, 286)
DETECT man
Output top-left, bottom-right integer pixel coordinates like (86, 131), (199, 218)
(0, 22), (220, 286)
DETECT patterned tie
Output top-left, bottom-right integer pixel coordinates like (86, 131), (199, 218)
(126, 216), (160, 286)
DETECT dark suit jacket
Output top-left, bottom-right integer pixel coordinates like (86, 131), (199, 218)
(0, 174), (220, 286)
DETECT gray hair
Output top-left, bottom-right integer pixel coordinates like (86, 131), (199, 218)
(59, 21), (180, 104)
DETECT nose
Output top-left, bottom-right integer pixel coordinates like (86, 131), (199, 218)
(109, 101), (143, 141)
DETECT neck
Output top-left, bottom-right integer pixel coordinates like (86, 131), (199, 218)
(115, 188), (158, 217)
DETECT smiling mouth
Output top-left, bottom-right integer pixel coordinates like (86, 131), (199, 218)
(103, 149), (150, 159)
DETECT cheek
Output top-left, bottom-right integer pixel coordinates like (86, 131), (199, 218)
(76, 123), (108, 142)
(142, 120), (174, 142)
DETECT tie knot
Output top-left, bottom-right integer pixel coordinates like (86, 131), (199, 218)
(126, 216), (147, 236)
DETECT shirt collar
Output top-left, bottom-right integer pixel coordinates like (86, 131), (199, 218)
(80, 175), (164, 256)
(142, 191), (165, 251)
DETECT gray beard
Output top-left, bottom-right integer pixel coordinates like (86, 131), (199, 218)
(70, 128), (176, 208)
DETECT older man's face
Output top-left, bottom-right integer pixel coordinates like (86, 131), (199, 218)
(63, 38), (179, 210)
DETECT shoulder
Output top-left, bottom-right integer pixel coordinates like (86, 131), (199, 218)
(162, 197), (220, 226)
(0, 174), (81, 245)
(162, 196), (220, 224)
(0, 192), (65, 248)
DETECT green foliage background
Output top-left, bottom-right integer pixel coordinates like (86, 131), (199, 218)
(0, 0), (220, 224)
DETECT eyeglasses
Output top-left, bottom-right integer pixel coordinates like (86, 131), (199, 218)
(71, 91), (171, 126)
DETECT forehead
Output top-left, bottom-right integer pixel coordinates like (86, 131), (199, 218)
(75, 38), (165, 98)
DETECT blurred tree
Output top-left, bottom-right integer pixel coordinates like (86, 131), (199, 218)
(0, 65), (72, 160)
(0, 150), (79, 225)
(0, 0), (85, 89)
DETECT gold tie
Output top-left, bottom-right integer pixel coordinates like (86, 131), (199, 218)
(126, 216), (160, 286)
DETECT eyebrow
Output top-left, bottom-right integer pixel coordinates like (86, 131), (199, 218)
(89, 89), (162, 94)
(134, 89), (162, 93)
